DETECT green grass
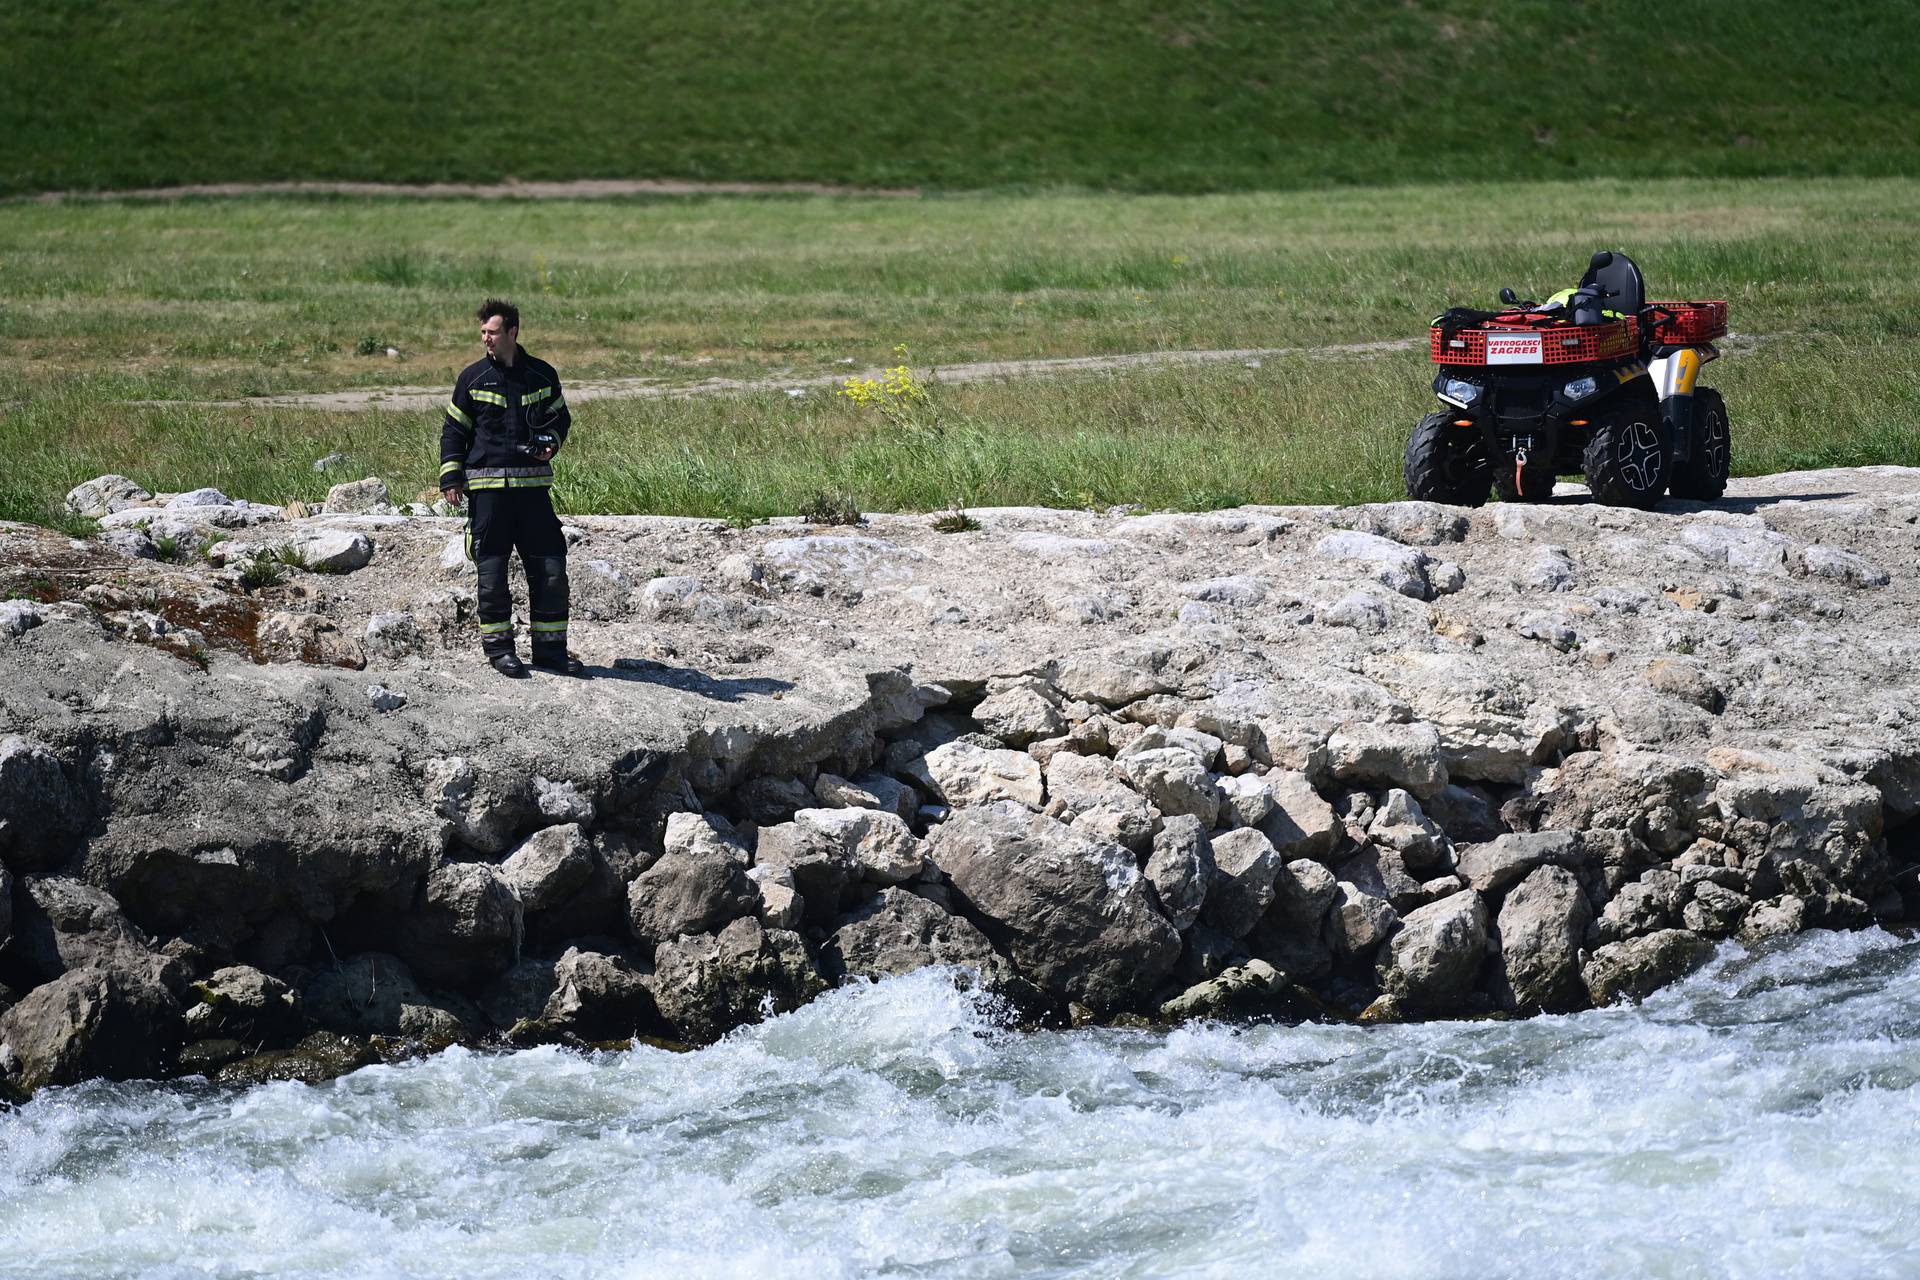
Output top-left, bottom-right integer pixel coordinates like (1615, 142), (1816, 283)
(1, 178), (1916, 527)
(3, 1), (1917, 198)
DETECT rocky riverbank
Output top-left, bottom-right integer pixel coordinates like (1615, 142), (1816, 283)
(4, 468), (1918, 1097)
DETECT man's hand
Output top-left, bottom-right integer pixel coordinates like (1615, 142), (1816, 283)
(530, 444), (557, 462)
(440, 486), (465, 510)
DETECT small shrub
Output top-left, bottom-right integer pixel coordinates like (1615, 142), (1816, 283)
(800, 490), (864, 526)
(930, 509), (980, 533)
(152, 534), (186, 563)
(238, 552), (285, 591)
(354, 336), (383, 356)
(273, 543), (314, 572)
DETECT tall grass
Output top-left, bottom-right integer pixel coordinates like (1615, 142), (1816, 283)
(2, 1), (1915, 196)
(1, 179), (1915, 526)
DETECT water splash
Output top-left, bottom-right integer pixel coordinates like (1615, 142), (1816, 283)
(5, 931), (1920, 1278)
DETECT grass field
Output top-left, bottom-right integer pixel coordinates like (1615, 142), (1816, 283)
(4, 1), (1916, 197)
(3, 178), (1917, 528)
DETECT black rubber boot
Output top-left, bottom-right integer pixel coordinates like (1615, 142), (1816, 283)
(532, 651), (586, 677)
(490, 651), (530, 679)
(476, 554), (516, 657)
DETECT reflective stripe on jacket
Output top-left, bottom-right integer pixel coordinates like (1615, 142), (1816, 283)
(438, 346), (572, 490)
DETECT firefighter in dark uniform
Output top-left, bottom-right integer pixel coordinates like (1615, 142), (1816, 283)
(438, 298), (585, 678)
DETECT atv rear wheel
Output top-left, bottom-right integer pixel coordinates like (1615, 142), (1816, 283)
(1583, 398), (1671, 509)
(1403, 411), (1492, 506)
(1668, 386), (1731, 501)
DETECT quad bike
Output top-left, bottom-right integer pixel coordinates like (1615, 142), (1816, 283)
(1403, 250), (1731, 509)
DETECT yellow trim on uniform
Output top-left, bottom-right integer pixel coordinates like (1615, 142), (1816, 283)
(530, 620), (568, 632)
(439, 460), (463, 477)
(471, 388), (508, 407)
(523, 386), (554, 405)
(446, 400), (473, 428)
(549, 396), (565, 414)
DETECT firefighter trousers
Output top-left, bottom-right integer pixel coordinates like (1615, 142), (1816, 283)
(466, 487), (569, 656)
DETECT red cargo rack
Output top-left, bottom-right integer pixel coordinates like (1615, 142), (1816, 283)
(1647, 300), (1729, 345)
(1430, 314), (1640, 367)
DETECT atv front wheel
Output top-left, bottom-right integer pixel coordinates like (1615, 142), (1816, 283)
(1403, 411), (1492, 506)
(1583, 399), (1671, 509)
(1668, 386), (1731, 501)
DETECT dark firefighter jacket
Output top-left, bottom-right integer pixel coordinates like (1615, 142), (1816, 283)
(439, 346), (572, 491)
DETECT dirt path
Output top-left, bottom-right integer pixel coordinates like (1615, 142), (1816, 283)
(174, 340), (1423, 413)
(20, 178), (920, 204)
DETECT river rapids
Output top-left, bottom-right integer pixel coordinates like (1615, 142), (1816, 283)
(4, 929), (1919, 1279)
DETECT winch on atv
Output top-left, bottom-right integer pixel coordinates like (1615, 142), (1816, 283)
(1402, 250), (1730, 509)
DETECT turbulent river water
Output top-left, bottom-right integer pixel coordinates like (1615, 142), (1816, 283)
(5, 928), (1920, 1279)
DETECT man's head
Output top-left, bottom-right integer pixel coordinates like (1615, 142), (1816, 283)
(477, 298), (520, 363)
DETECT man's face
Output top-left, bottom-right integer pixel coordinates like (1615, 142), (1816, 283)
(480, 315), (517, 360)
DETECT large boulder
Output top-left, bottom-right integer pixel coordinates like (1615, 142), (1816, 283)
(1143, 815), (1213, 931)
(1045, 753), (1156, 852)
(9, 876), (159, 984)
(972, 680), (1067, 748)
(300, 953), (478, 1040)
(0, 960), (183, 1092)
(820, 887), (1010, 985)
(542, 948), (661, 1042)
(286, 528), (375, 573)
(0, 736), (91, 871)
(183, 965), (305, 1048)
(812, 771), (918, 824)
(500, 823), (596, 913)
(1201, 828), (1284, 939)
(393, 862), (524, 989)
(927, 803), (1180, 1013)
(905, 741), (1045, 809)
(751, 805), (928, 926)
(786, 807), (926, 886)
(1366, 789), (1451, 876)
(1159, 959), (1300, 1023)
(1332, 844), (1425, 914)
(1493, 866), (1591, 1013)
(323, 477), (390, 514)
(1326, 722), (1447, 799)
(517, 831), (652, 947)
(650, 917), (826, 1044)
(1454, 830), (1583, 895)
(1582, 929), (1717, 1006)
(65, 474), (153, 517)
(626, 834), (756, 943)
(1115, 748), (1221, 827)
(1326, 882), (1399, 961)
(1247, 858), (1339, 980)
(1258, 771), (1341, 861)
(1377, 889), (1488, 1014)
(1588, 867), (1684, 945)
(423, 757), (536, 855)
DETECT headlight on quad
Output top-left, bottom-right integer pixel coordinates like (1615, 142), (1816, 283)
(1562, 376), (1598, 401)
(1440, 378), (1480, 408)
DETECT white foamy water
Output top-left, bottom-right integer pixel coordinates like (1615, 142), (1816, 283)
(6, 929), (1920, 1279)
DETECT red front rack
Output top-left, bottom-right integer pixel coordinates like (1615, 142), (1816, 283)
(1430, 314), (1641, 367)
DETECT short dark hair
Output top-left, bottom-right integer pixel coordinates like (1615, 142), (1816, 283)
(476, 298), (519, 330)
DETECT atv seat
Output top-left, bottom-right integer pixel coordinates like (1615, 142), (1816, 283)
(1575, 250), (1645, 324)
